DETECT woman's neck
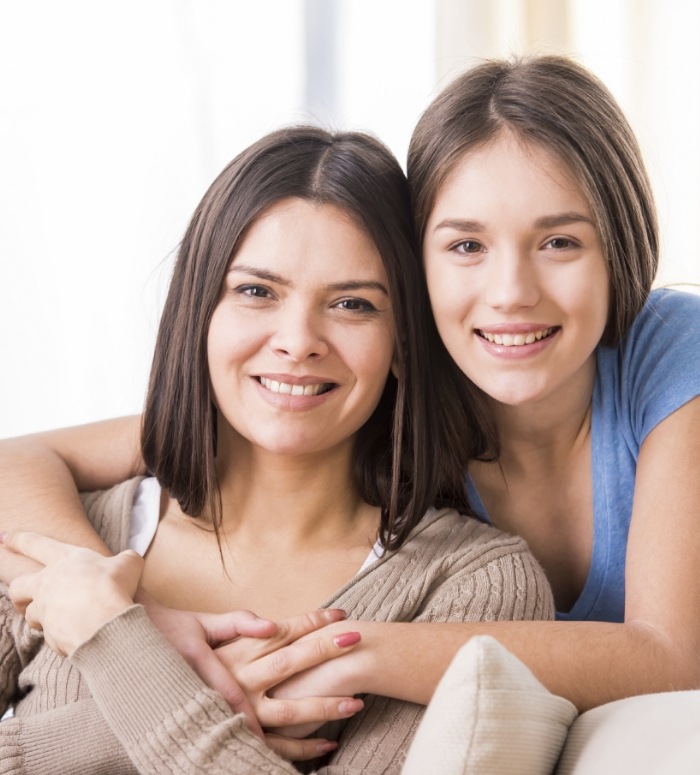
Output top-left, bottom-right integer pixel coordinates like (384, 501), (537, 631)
(145, 437), (381, 618)
(213, 437), (377, 551)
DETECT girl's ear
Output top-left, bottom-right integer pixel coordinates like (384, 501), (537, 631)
(391, 350), (400, 379)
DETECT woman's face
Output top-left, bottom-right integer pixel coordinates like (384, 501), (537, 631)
(207, 197), (396, 459)
(422, 132), (609, 409)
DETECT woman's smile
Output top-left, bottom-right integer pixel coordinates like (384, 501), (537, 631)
(207, 197), (396, 457)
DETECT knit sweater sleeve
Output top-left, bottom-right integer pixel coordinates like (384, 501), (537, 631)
(71, 605), (318, 775)
(0, 586), (43, 718)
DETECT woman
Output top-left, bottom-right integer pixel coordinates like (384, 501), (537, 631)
(0, 126), (550, 773)
(3, 54), (700, 718)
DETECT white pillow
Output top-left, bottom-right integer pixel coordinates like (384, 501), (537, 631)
(556, 690), (700, 774)
(402, 636), (577, 775)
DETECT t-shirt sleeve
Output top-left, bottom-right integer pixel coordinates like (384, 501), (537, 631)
(613, 289), (700, 445)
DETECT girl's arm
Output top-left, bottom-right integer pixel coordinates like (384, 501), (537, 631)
(254, 396), (700, 713)
(0, 416), (144, 579)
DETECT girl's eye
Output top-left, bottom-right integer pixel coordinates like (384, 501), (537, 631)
(452, 239), (483, 255)
(335, 298), (376, 312)
(543, 237), (579, 250)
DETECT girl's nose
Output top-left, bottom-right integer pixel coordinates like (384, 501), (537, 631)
(483, 250), (539, 311)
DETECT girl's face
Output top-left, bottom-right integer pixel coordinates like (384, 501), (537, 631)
(423, 132), (609, 410)
(207, 197), (396, 459)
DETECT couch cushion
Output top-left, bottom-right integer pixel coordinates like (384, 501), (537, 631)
(556, 690), (700, 774)
(402, 636), (577, 774)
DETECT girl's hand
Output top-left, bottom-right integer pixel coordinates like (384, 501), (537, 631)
(2, 530), (141, 656)
(216, 612), (365, 737)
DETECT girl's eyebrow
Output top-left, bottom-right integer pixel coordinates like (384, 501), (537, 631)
(432, 218), (484, 233)
(228, 266), (389, 296)
(534, 212), (594, 228)
(433, 212), (594, 234)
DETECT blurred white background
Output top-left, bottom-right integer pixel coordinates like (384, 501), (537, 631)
(2, 0), (699, 437)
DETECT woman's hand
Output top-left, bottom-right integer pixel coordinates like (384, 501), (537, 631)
(2, 530), (141, 655)
(216, 613), (365, 738)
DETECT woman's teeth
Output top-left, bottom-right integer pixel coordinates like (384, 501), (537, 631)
(259, 377), (332, 396)
(479, 327), (555, 346)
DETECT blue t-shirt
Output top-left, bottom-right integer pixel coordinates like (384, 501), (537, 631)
(466, 289), (700, 623)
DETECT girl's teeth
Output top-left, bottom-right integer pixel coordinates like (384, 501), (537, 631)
(483, 328), (553, 346)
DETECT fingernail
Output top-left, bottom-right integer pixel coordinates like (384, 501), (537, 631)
(333, 631), (361, 648)
(0, 532), (7, 544)
(317, 741), (338, 754)
(324, 608), (347, 623)
(338, 698), (364, 716)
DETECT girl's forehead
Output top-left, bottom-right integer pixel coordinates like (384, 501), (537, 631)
(433, 133), (592, 217)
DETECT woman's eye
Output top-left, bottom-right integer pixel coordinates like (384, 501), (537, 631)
(237, 285), (272, 298)
(452, 240), (483, 255)
(335, 298), (376, 312)
(543, 237), (579, 250)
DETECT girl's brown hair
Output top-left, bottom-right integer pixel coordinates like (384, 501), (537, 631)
(408, 55), (659, 346)
(142, 126), (480, 551)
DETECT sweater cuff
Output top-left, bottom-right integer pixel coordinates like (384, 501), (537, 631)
(70, 605), (247, 746)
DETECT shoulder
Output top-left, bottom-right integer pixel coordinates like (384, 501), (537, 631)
(398, 509), (554, 618)
(80, 477), (145, 554)
(631, 288), (700, 339)
(597, 289), (700, 442)
(407, 507), (535, 562)
(333, 509), (553, 622)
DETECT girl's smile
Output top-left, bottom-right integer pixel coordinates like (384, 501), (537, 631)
(423, 131), (609, 409)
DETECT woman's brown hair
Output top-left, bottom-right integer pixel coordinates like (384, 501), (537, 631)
(408, 55), (659, 346)
(142, 126), (479, 551)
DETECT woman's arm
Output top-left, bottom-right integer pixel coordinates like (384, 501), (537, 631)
(3, 534), (368, 772)
(254, 396), (700, 713)
(0, 416), (144, 579)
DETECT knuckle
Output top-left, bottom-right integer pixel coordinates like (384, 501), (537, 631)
(302, 610), (323, 631)
(311, 636), (328, 660)
(223, 685), (247, 710)
(270, 649), (290, 674)
(272, 700), (297, 726)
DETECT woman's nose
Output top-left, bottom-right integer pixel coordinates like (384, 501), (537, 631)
(269, 304), (329, 361)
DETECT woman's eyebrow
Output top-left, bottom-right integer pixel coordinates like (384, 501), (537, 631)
(228, 267), (388, 296)
(227, 265), (289, 285)
(325, 280), (389, 296)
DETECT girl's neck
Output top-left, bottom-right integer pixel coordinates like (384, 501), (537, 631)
(491, 355), (596, 470)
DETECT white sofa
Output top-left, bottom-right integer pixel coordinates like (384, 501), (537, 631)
(401, 637), (700, 774)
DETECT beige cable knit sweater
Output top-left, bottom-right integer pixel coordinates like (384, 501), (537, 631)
(0, 478), (553, 774)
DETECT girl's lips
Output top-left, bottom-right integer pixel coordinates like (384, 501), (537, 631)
(474, 327), (560, 359)
(476, 326), (558, 347)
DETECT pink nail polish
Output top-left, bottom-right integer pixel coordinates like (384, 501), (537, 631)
(333, 631), (361, 648)
(324, 608), (347, 622)
(317, 741), (338, 754)
(338, 698), (364, 716)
